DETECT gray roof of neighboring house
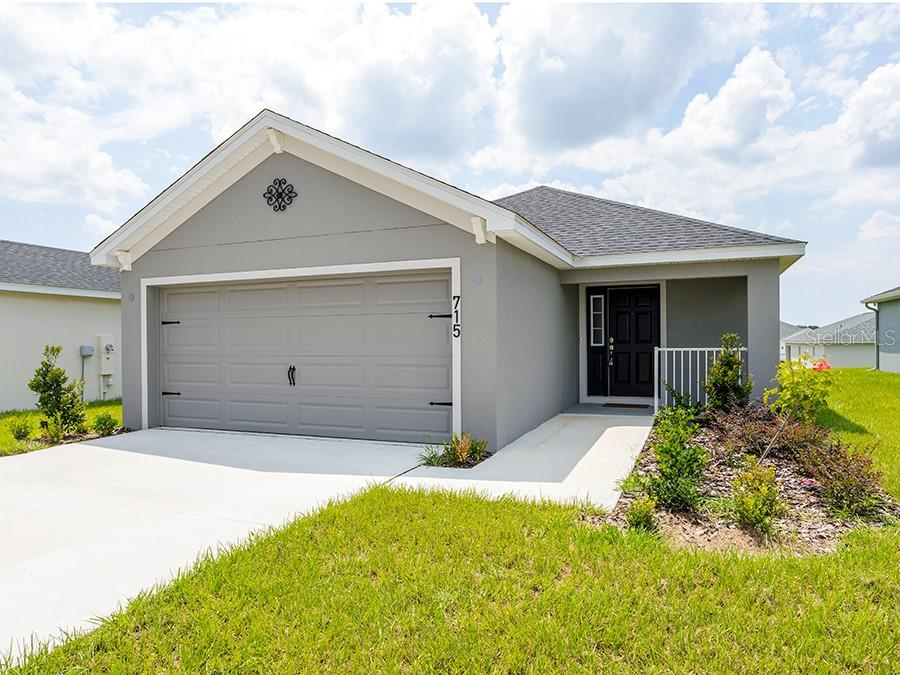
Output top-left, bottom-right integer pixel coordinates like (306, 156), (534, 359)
(0, 240), (120, 294)
(493, 185), (802, 257)
(782, 312), (875, 345)
(780, 321), (800, 339)
(862, 285), (900, 304)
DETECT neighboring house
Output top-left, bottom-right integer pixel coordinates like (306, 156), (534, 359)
(782, 312), (875, 368)
(779, 320), (799, 360)
(0, 240), (121, 411)
(862, 286), (900, 373)
(90, 110), (806, 451)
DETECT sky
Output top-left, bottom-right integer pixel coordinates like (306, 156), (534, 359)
(0, 2), (898, 325)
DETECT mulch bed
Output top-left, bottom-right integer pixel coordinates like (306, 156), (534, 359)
(589, 418), (899, 555)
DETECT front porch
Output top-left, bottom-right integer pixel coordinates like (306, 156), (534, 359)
(565, 263), (773, 412)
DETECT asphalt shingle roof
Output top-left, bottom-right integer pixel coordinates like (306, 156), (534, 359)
(782, 312), (875, 345)
(0, 240), (120, 294)
(862, 285), (900, 304)
(493, 185), (801, 257)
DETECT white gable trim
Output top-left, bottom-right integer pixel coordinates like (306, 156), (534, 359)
(92, 110), (569, 269)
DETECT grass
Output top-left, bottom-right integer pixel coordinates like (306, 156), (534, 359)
(0, 399), (122, 457)
(7, 486), (898, 673)
(819, 368), (900, 497)
(5, 370), (899, 672)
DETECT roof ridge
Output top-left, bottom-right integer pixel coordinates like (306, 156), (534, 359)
(530, 185), (804, 246)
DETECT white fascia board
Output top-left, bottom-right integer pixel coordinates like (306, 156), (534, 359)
(90, 113), (274, 267)
(488, 214), (574, 268)
(571, 242), (807, 271)
(0, 282), (120, 300)
(862, 289), (900, 305)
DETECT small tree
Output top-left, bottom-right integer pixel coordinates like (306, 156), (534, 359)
(27, 345), (86, 435)
(704, 333), (752, 411)
(764, 354), (833, 422)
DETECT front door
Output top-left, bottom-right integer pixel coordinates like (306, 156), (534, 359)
(607, 286), (660, 397)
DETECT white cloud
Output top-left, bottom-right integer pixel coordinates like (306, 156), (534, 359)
(492, 4), (768, 151)
(858, 210), (900, 240)
(83, 213), (118, 236)
(837, 62), (900, 167)
(822, 5), (900, 49)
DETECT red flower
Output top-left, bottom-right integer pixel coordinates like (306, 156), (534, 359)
(812, 359), (832, 372)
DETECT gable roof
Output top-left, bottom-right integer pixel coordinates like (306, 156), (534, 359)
(782, 311), (875, 345)
(0, 240), (119, 298)
(862, 285), (900, 304)
(91, 109), (805, 273)
(780, 321), (800, 339)
(494, 186), (801, 257)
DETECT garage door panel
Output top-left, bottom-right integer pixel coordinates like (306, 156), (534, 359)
(160, 272), (452, 442)
(164, 397), (221, 426)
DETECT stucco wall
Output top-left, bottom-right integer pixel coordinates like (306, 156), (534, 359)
(878, 298), (900, 373)
(496, 240), (578, 449)
(666, 277), (748, 347)
(784, 342), (875, 368)
(121, 152), (503, 448)
(0, 291), (121, 411)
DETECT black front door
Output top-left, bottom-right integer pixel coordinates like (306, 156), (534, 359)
(607, 286), (660, 397)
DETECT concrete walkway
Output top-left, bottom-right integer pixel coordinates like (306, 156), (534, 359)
(396, 414), (653, 508)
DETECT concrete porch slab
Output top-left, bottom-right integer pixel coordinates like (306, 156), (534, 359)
(394, 414), (652, 508)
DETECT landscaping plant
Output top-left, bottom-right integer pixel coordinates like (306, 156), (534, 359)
(625, 495), (658, 533)
(648, 406), (707, 510)
(44, 412), (66, 444)
(797, 438), (883, 517)
(420, 431), (489, 468)
(27, 345), (86, 435)
(764, 354), (833, 422)
(731, 457), (783, 534)
(704, 333), (752, 411)
(92, 412), (119, 437)
(8, 417), (32, 443)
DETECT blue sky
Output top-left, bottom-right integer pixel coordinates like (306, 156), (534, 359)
(1, 3), (898, 325)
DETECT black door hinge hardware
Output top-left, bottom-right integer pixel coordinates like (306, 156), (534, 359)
(427, 313), (452, 319)
(161, 391), (181, 396)
(161, 320), (181, 325)
(428, 401), (452, 407)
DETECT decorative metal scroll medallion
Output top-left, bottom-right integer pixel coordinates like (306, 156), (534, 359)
(263, 178), (298, 212)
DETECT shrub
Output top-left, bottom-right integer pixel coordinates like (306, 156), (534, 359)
(797, 438), (883, 517)
(44, 412), (66, 444)
(8, 417), (33, 442)
(626, 496), (658, 533)
(732, 457), (782, 534)
(27, 346), (86, 434)
(764, 354), (833, 422)
(420, 431), (489, 468)
(92, 412), (118, 437)
(708, 405), (773, 457)
(648, 406), (707, 510)
(704, 333), (752, 411)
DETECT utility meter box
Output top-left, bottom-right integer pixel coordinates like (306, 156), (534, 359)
(97, 335), (115, 376)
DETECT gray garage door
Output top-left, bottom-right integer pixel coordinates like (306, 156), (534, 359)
(158, 272), (452, 443)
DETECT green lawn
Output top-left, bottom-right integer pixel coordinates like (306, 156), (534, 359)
(820, 368), (900, 497)
(8, 487), (898, 673)
(0, 399), (122, 457)
(6, 372), (900, 673)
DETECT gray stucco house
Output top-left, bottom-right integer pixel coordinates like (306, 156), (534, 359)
(90, 110), (805, 451)
(862, 286), (900, 373)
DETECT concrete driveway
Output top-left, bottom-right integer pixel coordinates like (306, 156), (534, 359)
(0, 429), (423, 657)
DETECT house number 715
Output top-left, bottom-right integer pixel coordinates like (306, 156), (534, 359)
(452, 295), (461, 338)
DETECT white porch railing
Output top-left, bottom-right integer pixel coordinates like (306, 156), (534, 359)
(654, 347), (749, 412)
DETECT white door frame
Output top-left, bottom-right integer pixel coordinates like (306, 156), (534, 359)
(578, 280), (667, 404)
(140, 257), (462, 435)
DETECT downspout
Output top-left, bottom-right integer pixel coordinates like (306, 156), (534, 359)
(865, 302), (879, 371)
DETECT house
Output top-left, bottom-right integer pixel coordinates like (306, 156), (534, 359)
(779, 320), (799, 360)
(89, 110), (806, 451)
(782, 312), (875, 368)
(0, 240), (121, 411)
(862, 286), (900, 373)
